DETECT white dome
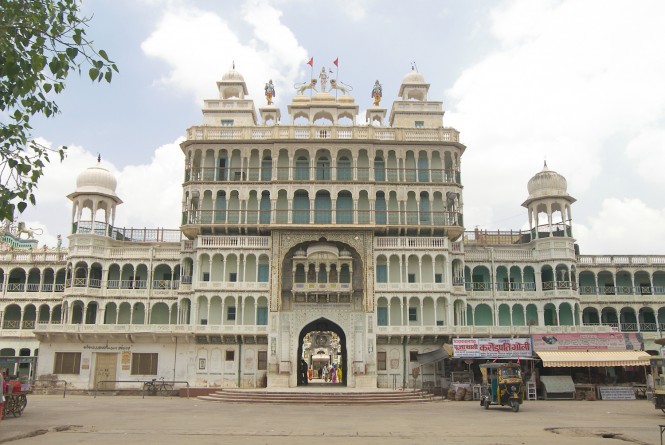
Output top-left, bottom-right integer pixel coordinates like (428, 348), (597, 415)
(526, 162), (568, 198)
(402, 70), (426, 83)
(75, 163), (119, 197)
(222, 68), (245, 82)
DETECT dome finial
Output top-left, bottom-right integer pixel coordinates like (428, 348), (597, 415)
(97, 153), (101, 164)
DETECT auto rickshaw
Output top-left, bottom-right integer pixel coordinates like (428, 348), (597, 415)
(644, 356), (665, 412)
(479, 363), (524, 412)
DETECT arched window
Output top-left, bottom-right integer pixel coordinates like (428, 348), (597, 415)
(337, 157), (352, 180)
(316, 157), (330, 180)
(336, 191), (353, 224)
(295, 157), (309, 180)
(374, 156), (385, 181)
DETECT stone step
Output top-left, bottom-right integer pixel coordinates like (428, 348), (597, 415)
(198, 389), (433, 404)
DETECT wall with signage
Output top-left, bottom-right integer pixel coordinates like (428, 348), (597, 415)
(452, 338), (532, 359)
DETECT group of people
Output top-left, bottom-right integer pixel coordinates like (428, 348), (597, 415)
(317, 364), (342, 383)
(299, 359), (343, 384)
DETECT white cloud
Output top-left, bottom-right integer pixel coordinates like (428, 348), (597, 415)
(625, 128), (665, 187)
(114, 139), (184, 229)
(574, 198), (665, 254)
(140, 0), (308, 110)
(20, 138), (184, 248)
(444, 0), (665, 247)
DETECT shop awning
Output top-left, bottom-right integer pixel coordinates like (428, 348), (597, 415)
(416, 346), (450, 365)
(536, 350), (651, 367)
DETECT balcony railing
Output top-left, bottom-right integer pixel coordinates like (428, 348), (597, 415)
(73, 221), (183, 242)
(186, 125), (460, 144)
(292, 282), (352, 292)
(374, 237), (449, 250)
(579, 285), (665, 296)
(577, 255), (665, 266)
(185, 165), (461, 186)
(183, 209), (463, 227)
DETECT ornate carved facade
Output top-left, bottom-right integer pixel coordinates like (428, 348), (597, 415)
(0, 66), (663, 390)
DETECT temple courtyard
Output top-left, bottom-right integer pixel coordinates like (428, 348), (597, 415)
(0, 394), (662, 444)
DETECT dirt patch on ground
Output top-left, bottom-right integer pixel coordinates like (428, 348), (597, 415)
(546, 427), (651, 444)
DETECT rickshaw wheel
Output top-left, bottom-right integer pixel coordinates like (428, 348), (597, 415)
(483, 398), (490, 410)
(511, 400), (520, 412)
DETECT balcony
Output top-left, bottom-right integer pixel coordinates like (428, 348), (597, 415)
(185, 165), (462, 186)
(196, 281), (270, 291)
(578, 285), (665, 298)
(197, 235), (270, 249)
(577, 255), (665, 267)
(32, 323), (268, 336)
(374, 237), (450, 250)
(182, 209), (463, 230)
(293, 282), (351, 293)
(73, 221), (183, 243)
(375, 282), (447, 291)
(186, 125), (461, 144)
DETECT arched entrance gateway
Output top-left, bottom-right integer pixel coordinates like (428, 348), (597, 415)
(297, 318), (347, 386)
(270, 232), (376, 389)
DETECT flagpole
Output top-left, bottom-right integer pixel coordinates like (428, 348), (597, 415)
(334, 57), (339, 100)
(336, 58), (339, 100)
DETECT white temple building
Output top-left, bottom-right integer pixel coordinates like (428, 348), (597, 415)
(0, 66), (663, 390)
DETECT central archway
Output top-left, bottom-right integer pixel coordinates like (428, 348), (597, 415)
(298, 317), (347, 386)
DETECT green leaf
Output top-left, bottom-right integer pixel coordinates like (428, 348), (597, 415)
(99, 49), (109, 61)
(66, 47), (79, 59)
(43, 83), (52, 93)
(104, 69), (112, 83)
(89, 67), (99, 81)
(17, 201), (27, 213)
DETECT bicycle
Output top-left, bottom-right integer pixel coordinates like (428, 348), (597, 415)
(144, 377), (173, 396)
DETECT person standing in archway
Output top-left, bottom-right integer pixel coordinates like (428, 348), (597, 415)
(299, 359), (309, 385)
(336, 366), (342, 384)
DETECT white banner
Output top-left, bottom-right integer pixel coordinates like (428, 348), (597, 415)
(452, 338), (532, 358)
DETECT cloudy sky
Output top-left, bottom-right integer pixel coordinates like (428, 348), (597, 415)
(17, 0), (665, 255)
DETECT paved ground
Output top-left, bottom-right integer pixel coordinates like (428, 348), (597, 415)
(1, 394), (664, 445)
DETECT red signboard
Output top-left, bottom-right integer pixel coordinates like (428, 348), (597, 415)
(531, 333), (643, 351)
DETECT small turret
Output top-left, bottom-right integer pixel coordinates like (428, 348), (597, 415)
(202, 66), (257, 126)
(67, 158), (122, 235)
(522, 162), (576, 239)
(389, 68), (444, 128)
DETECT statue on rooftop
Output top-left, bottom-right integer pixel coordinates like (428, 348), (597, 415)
(372, 80), (383, 106)
(330, 79), (352, 95)
(264, 79), (276, 105)
(16, 222), (42, 240)
(294, 78), (317, 95)
(319, 66), (329, 92)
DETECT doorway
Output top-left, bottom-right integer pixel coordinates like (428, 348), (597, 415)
(94, 353), (118, 391)
(297, 317), (347, 386)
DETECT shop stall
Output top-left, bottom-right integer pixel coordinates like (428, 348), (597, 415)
(532, 333), (650, 400)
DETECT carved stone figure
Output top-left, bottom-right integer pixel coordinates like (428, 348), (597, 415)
(330, 79), (352, 95)
(295, 79), (317, 95)
(264, 79), (276, 105)
(371, 80), (383, 106)
(319, 67), (329, 92)
(16, 222), (43, 239)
